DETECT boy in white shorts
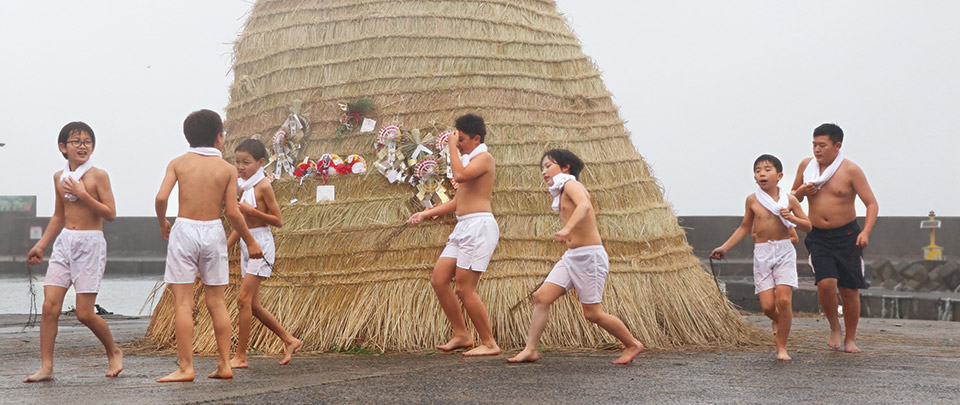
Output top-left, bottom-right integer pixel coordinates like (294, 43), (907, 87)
(24, 122), (123, 382)
(227, 139), (300, 369)
(711, 154), (811, 361)
(507, 149), (644, 365)
(154, 109), (263, 382)
(407, 114), (500, 356)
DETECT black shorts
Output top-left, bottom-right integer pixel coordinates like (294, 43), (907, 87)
(805, 220), (866, 289)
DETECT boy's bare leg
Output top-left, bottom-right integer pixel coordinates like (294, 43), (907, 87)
(24, 286), (68, 383)
(816, 278), (843, 349)
(75, 293), (123, 376)
(431, 258), (473, 351)
(249, 278), (300, 365)
(507, 283), (565, 363)
(158, 284), (197, 382)
(773, 285), (793, 361)
(756, 289), (780, 334)
(203, 284), (234, 379)
(456, 268), (500, 356)
(839, 287), (861, 353)
(230, 276), (256, 369)
(581, 303), (644, 364)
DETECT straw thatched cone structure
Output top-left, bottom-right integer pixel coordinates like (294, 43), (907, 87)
(147, 0), (763, 354)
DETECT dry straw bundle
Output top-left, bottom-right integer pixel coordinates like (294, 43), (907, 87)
(147, 0), (763, 354)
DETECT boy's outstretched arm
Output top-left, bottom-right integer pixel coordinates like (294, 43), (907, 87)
(223, 171), (263, 259)
(781, 195), (812, 232)
(27, 174), (66, 264)
(710, 196), (755, 259)
(62, 170), (117, 221)
(407, 195), (457, 225)
(555, 181), (592, 242)
(155, 162), (177, 240)
(238, 184), (283, 228)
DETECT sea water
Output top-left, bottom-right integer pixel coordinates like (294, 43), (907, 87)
(0, 276), (163, 316)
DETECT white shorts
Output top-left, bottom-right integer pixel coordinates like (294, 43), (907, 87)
(753, 239), (799, 294)
(544, 245), (610, 304)
(44, 229), (107, 293)
(241, 227), (275, 278)
(164, 218), (229, 286)
(439, 212), (499, 272)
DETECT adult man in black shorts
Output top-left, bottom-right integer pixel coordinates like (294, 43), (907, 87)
(791, 123), (879, 353)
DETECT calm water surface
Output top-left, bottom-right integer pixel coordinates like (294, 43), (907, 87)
(0, 276), (163, 316)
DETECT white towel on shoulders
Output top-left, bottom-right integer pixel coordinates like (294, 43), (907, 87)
(549, 173), (577, 212)
(60, 160), (94, 202)
(188, 147), (223, 158)
(755, 187), (796, 229)
(802, 151), (844, 189)
(238, 167), (266, 208)
(460, 143), (488, 167)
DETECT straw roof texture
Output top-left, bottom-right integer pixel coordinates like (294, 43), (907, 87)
(147, 0), (764, 354)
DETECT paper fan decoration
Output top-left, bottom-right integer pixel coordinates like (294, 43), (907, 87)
(414, 158), (439, 179)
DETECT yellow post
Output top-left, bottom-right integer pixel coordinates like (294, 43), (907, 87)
(922, 210), (943, 260)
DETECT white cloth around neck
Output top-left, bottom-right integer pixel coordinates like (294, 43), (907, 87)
(60, 160), (95, 202)
(238, 167), (266, 208)
(188, 147), (223, 158)
(549, 173), (577, 212)
(754, 186), (796, 229)
(460, 143), (488, 167)
(802, 151), (844, 189)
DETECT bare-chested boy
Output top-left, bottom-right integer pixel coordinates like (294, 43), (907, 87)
(227, 139), (301, 368)
(24, 122), (123, 382)
(711, 154), (812, 361)
(154, 109), (263, 382)
(507, 149), (644, 365)
(407, 114), (500, 356)
(791, 123), (878, 353)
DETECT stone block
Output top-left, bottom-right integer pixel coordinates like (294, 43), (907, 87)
(873, 259), (897, 282)
(881, 279), (898, 290)
(894, 282), (914, 292)
(902, 263), (929, 283)
(894, 260), (912, 275)
(906, 279), (923, 291)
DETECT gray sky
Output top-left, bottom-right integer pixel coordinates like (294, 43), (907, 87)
(2, 1), (958, 217)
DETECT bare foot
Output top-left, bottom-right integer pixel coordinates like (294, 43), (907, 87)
(613, 341), (645, 365)
(23, 369), (54, 383)
(827, 329), (843, 350)
(506, 348), (539, 363)
(436, 336), (474, 351)
(776, 348), (792, 361)
(280, 338), (301, 365)
(106, 349), (123, 377)
(208, 366), (233, 379)
(463, 343), (501, 356)
(844, 341), (861, 353)
(157, 368), (194, 383)
(229, 356), (249, 369)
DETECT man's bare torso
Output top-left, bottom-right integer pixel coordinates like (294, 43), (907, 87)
(802, 158), (858, 229)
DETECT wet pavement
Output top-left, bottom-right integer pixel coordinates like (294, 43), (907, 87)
(1, 314), (958, 404)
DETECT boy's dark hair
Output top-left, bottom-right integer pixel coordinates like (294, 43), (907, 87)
(754, 154), (783, 173)
(183, 109), (224, 147)
(541, 149), (585, 179)
(235, 138), (268, 161)
(813, 123), (843, 144)
(57, 121), (95, 159)
(455, 113), (486, 143)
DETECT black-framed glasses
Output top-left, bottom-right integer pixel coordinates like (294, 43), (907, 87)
(66, 140), (94, 148)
